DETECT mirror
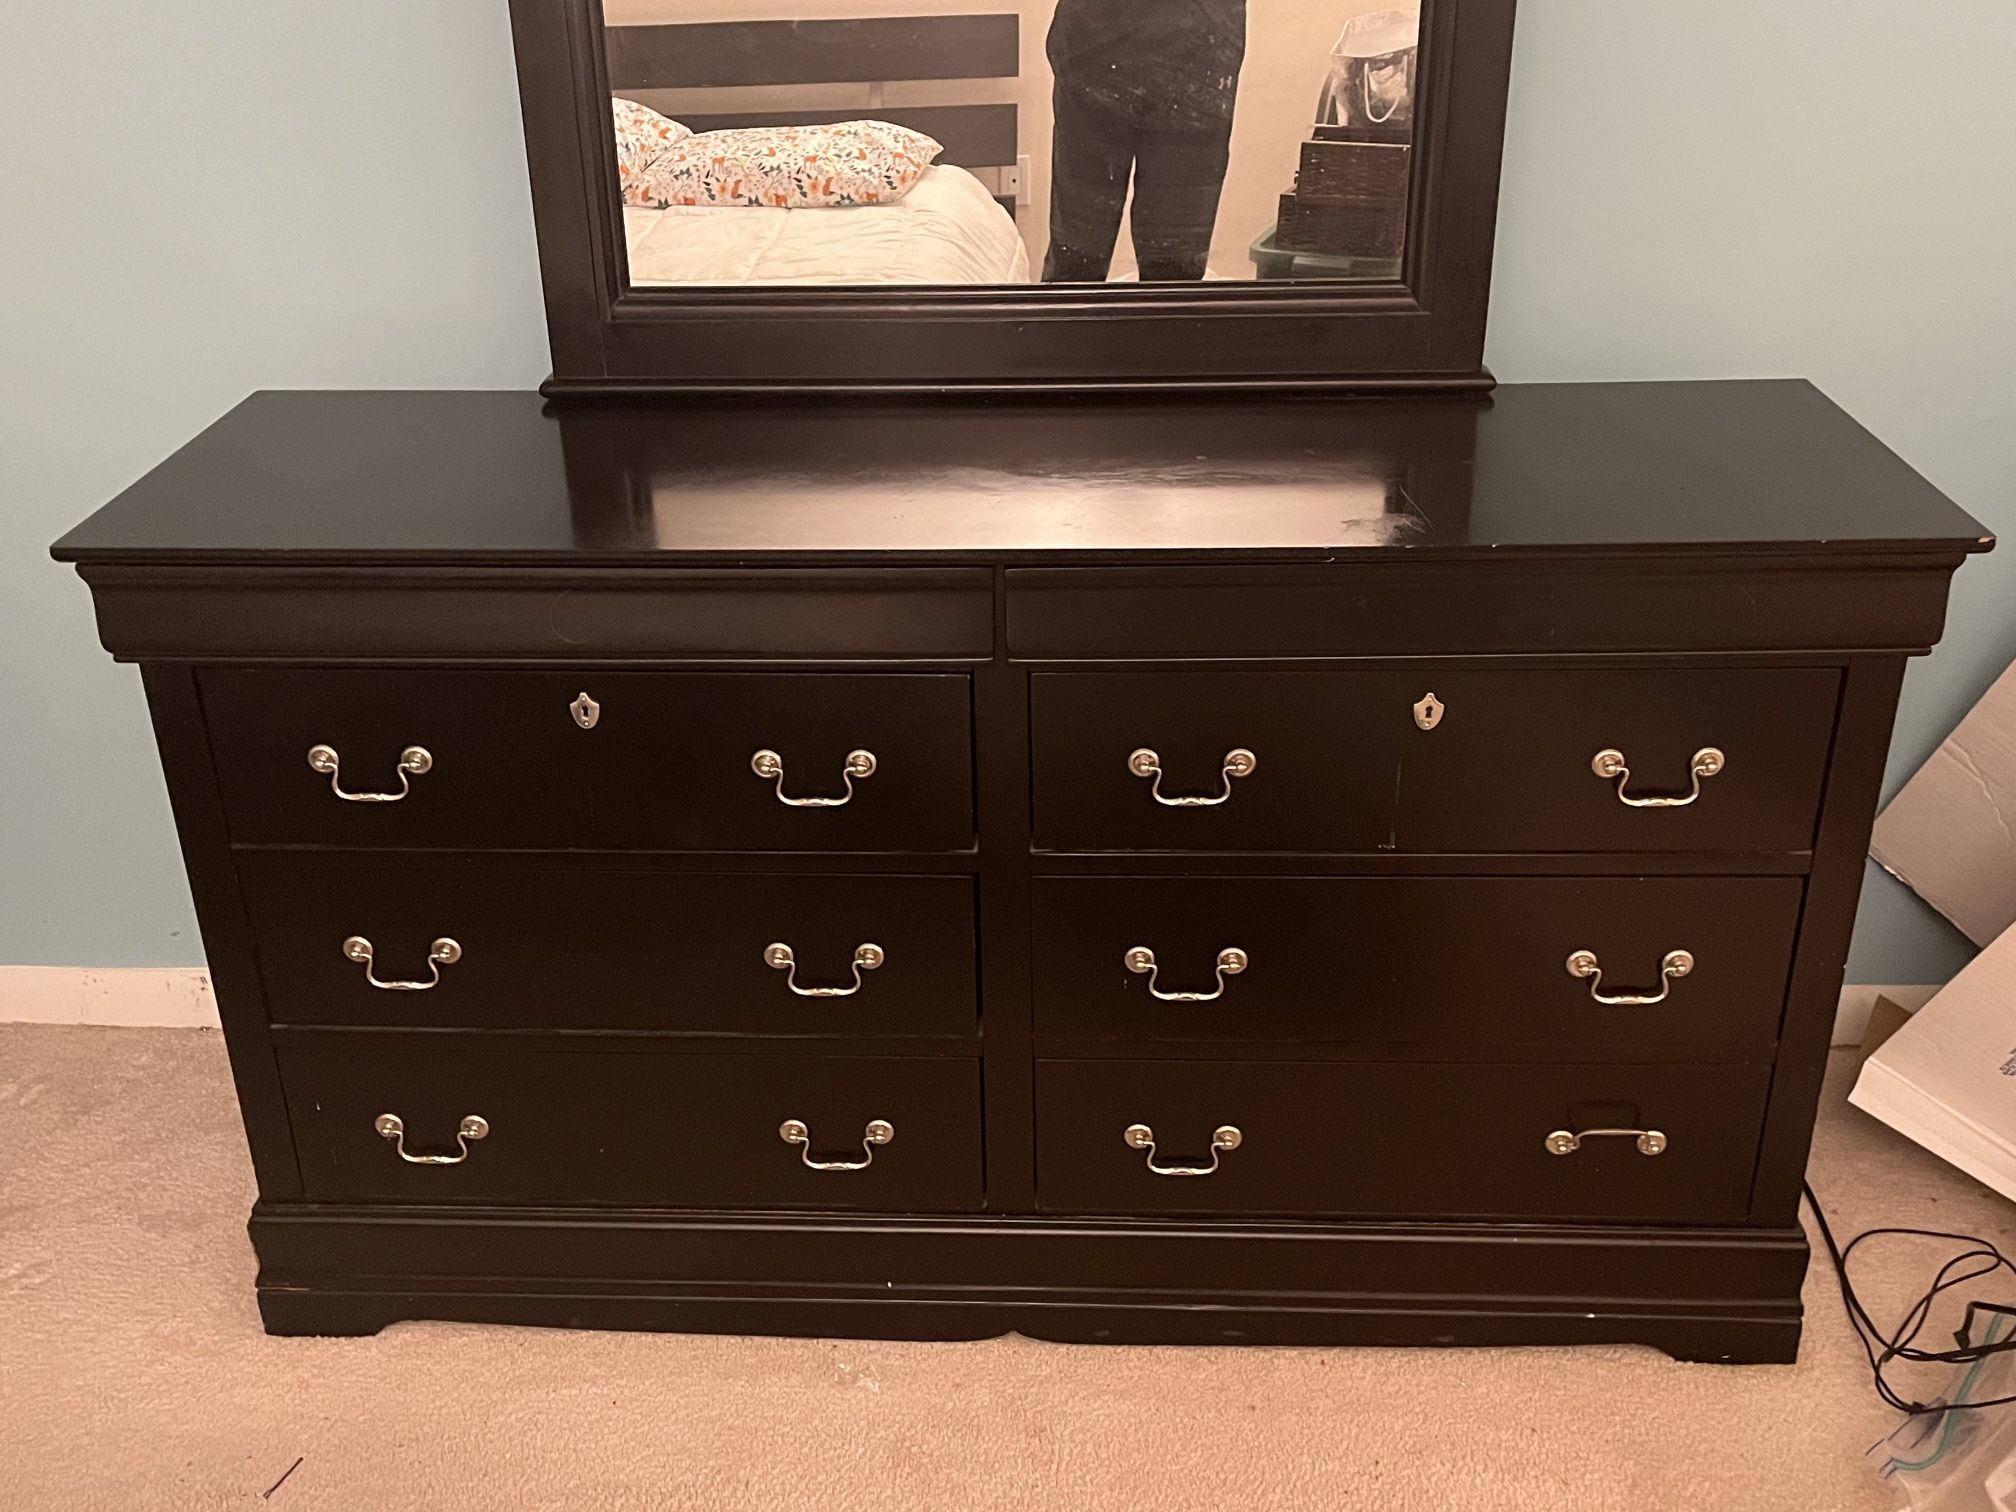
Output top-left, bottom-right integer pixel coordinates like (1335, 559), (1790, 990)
(600, 2), (1423, 288)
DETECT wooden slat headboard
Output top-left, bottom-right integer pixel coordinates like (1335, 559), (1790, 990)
(605, 15), (1019, 91)
(606, 14), (1022, 187)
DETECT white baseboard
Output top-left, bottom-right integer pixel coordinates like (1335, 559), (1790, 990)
(0, 966), (1942, 1041)
(0, 966), (219, 1028)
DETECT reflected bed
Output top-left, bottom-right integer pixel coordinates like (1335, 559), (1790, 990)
(608, 13), (1027, 288)
(623, 164), (1029, 287)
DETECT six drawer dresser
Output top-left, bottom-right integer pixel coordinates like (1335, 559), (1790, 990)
(55, 380), (1990, 1363)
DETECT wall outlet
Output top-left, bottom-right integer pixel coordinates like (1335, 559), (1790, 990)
(1002, 154), (1030, 198)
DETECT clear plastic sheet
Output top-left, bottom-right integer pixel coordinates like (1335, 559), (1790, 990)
(1880, 1314), (2016, 1510)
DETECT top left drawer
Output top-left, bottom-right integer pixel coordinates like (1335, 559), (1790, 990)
(198, 669), (974, 852)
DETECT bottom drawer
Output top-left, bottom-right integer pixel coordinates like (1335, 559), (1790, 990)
(1035, 1059), (1769, 1222)
(278, 1040), (982, 1211)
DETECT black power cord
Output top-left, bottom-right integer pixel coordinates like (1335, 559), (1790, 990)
(1804, 1179), (2016, 1414)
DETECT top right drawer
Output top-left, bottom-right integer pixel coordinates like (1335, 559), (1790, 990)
(1030, 667), (1841, 854)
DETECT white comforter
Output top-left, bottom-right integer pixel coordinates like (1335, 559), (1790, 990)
(623, 164), (1030, 286)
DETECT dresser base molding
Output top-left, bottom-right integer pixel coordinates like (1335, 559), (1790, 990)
(250, 1205), (1808, 1364)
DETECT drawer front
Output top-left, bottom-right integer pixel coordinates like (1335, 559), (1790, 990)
(1390, 667), (1839, 853)
(1036, 1059), (1769, 1221)
(200, 669), (974, 852)
(1033, 876), (1802, 1053)
(1031, 671), (1401, 852)
(244, 858), (976, 1035)
(279, 1042), (983, 1209)
(1030, 667), (1837, 854)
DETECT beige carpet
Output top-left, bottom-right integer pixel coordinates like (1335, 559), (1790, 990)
(3, 1024), (2010, 1511)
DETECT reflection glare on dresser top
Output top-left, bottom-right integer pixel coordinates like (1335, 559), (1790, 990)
(53, 382), (1990, 1360)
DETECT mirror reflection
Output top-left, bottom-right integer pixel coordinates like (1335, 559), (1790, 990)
(601, 2), (1420, 287)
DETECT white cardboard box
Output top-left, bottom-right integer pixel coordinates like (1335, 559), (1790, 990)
(1871, 657), (2016, 948)
(1852, 923), (2016, 1201)
(1855, 655), (2016, 1196)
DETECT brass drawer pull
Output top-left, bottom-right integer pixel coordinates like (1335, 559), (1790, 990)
(1591, 746), (1724, 808)
(1546, 1127), (1668, 1157)
(375, 1112), (488, 1165)
(1566, 948), (1693, 1006)
(764, 942), (884, 997)
(779, 1118), (893, 1171)
(1124, 1122), (1242, 1177)
(1124, 945), (1248, 1002)
(306, 743), (432, 803)
(751, 748), (877, 807)
(1127, 747), (1256, 807)
(344, 935), (462, 991)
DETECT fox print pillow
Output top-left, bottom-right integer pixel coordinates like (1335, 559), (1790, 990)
(611, 97), (693, 207)
(635, 120), (944, 209)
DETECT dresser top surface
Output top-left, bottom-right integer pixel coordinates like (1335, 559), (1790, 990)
(53, 381), (1990, 568)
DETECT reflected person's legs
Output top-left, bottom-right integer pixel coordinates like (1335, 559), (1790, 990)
(1128, 117), (1235, 281)
(1043, 81), (1135, 282)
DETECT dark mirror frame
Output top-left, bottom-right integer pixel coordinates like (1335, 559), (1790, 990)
(508, 0), (1517, 396)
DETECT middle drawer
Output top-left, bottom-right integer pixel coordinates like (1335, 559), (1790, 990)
(243, 856), (977, 1035)
(1033, 876), (1803, 1053)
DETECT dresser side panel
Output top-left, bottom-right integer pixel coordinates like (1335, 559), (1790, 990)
(1749, 655), (1909, 1219)
(137, 663), (303, 1198)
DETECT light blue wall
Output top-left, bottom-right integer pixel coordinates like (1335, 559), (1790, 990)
(1485, 0), (2016, 981)
(4, 1), (2010, 974)
(1, 2), (550, 967)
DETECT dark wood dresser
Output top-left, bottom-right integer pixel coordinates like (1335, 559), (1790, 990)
(54, 381), (1990, 1363)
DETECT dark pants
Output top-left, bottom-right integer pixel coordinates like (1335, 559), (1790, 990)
(1042, 80), (1235, 283)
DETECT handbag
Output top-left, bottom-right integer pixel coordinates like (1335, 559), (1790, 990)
(1327, 8), (1420, 129)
